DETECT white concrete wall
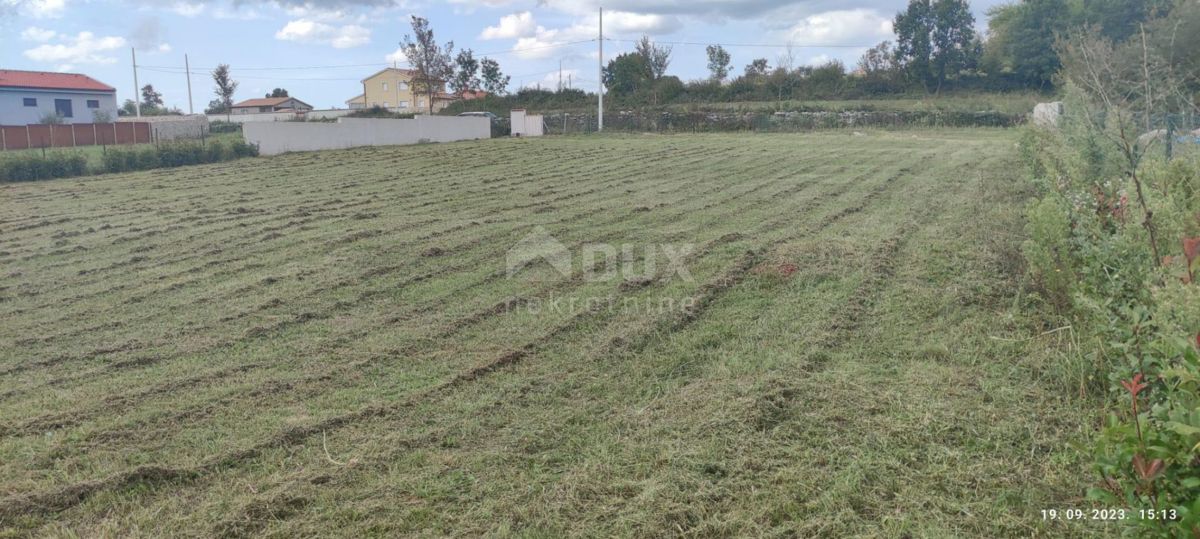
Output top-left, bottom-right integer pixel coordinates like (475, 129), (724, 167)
(0, 88), (118, 125)
(120, 115), (209, 141)
(510, 110), (544, 137)
(207, 108), (355, 124)
(242, 116), (490, 155)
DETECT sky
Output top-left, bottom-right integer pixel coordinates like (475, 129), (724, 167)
(0, 0), (1012, 111)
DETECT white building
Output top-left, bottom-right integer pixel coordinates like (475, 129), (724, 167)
(0, 69), (119, 125)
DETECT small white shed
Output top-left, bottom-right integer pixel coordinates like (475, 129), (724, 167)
(510, 109), (544, 137)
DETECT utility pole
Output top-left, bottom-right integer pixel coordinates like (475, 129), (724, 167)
(598, 6), (603, 132)
(131, 48), (141, 117)
(184, 54), (194, 115)
(558, 59), (562, 92)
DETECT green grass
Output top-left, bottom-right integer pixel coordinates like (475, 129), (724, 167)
(0, 132), (241, 168)
(0, 131), (1103, 537)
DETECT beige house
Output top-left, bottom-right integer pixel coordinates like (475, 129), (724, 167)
(355, 67), (455, 113)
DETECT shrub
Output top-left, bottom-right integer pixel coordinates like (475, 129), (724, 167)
(1021, 103), (1200, 535)
(100, 140), (256, 175)
(208, 121), (242, 134)
(1021, 193), (1077, 310)
(347, 106), (415, 119)
(0, 153), (87, 182)
(230, 140), (259, 158)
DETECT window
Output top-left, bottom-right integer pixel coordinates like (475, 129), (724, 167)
(382, 82), (388, 91)
(54, 99), (73, 118)
(383, 102), (389, 108)
(87, 99), (100, 109)
(399, 101), (409, 109)
(399, 82), (408, 90)
(23, 97), (37, 107)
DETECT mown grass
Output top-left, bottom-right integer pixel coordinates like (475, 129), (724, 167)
(0, 131), (1100, 537)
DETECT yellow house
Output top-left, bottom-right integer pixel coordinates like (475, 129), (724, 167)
(356, 67), (455, 113)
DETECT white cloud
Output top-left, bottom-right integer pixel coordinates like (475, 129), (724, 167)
(23, 0), (65, 18)
(784, 9), (892, 45)
(275, 19), (371, 48)
(23, 31), (127, 66)
(603, 11), (679, 34)
(20, 26), (57, 41)
(500, 10), (677, 60)
(171, 2), (204, 16)
(480, 11), (536, 40)
(384, 48), (408, 65)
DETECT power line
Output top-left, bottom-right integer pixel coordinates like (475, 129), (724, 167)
(138, 39), (598, 74)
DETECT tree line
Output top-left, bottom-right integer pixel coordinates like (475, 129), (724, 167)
(592, 0), (1184, 105)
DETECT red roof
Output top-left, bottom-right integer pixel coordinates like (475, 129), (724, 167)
(232, 97), (291, 108)
(0, 69), (115, 92)
(231, 97), (312, 109)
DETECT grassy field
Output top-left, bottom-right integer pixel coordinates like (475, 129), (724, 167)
(0, 131), (1100, 536)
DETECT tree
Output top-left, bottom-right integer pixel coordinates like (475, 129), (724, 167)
(635, 35), (672, 80)
(981, 0), (1069, 89)
(895, 0), (979, 92)
(930, 0), (977, 91)
(401, 15), (454, 114)
(603, 52), (651, 95)
(141, 84), (163, 109)
(744, 58), (770, 78)
(480, 58), (509, 95)
(265, 88), (289, 98)
(706, 44), (731, 81)
(205, 99), (227, 115)
(894, 0), (934, 88)
(859, 41), (896, 75)
(450, 48), (480, 97)
(212, 64), (238, 121)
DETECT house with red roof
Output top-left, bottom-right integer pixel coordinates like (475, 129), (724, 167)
(0, 69), (118, 125)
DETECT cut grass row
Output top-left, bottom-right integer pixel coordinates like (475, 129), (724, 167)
(1, 131), (1098, 536)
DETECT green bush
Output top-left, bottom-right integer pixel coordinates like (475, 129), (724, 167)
(100, 140), (256, 175)
(0, 153), (87, 182)
(1020, 93), (1200, 535)
(1021, 193), (1077, 310)
(208, 121), (242, 134)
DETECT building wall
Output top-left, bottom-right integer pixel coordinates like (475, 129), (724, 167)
(242, 115), (489, 155)
(281, 98), (313, 111)
(363, 70), (418, 111)
(0, 88), (118, 125)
